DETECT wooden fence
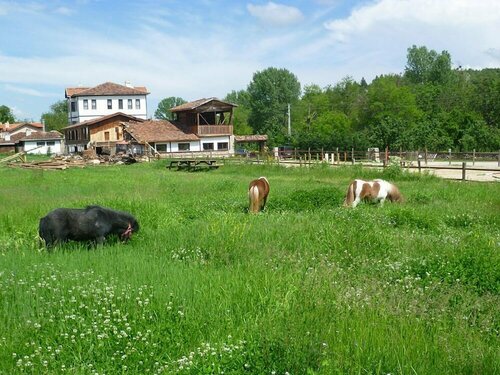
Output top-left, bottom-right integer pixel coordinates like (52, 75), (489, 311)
(233, 148), (500, 181)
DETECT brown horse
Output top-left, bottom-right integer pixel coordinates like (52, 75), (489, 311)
(248, 177), (270, 213)
(344, 179), (403, 208)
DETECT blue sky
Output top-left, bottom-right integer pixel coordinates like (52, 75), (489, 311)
(0, 0), (499, 121)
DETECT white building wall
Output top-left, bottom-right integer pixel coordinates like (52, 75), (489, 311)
(200, 135), (232, 151)
(69, 95), (148, 123)
(24, 140), (62, 155)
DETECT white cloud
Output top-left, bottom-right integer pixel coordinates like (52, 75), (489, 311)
(318, 0), (500, 82)
(247, 2), (303, 26)
(54, 7), (74, 16)
(4, 83), (57, 97)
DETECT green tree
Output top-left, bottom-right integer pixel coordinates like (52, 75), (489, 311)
(41, 101), (68, 131)
(404, 45), (452, 85)
(224, 90), (252, 135)
(247, 67), (301, 143)
(0, 105), (16, 123)
(154, 97), (186, 120)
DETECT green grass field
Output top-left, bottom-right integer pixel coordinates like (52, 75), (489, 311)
(0, 161), (499, 374)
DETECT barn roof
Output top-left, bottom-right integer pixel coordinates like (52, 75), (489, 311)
(123, 120), (199, 143)
(65, 82), (149, 98)
(234, 135), (268, 142)
(170, 97), (237, 113)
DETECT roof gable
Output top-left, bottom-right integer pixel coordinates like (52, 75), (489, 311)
(62, 112), (145, 130)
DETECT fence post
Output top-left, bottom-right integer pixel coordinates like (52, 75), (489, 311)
(472, 149), (476, 166)
(351, 148), (355, 164)
(294, 148), (297, 160)
(418, 160), (421, 174)
(498, 150), (500, 167)
(336, 148), (340, 165)
(448, 148), (452, 165)
(424, 147), (428, 165)
(321, 148), (324, 161)
(344, 151), (347, 163)
(385, 146), (389, 167)
(462, 162), (466, 181)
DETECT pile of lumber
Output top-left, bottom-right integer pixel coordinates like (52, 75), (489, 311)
(8, 159), (86, 170)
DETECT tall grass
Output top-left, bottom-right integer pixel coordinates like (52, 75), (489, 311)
(0, 162), (499, 374)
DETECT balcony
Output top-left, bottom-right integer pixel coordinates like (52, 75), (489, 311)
(191, 125), (233, 136)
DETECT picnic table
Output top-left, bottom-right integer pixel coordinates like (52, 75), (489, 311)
(167, 159), (220, 171)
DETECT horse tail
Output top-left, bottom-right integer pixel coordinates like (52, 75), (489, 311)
(344, 181), (356, 207)
(249, 185), (260, 213)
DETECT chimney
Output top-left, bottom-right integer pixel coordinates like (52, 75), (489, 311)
(5, 133), (10, 141)
(41, 119), (46, 132)
(26, 128), (32, 136)
(124, 81), (132, 88)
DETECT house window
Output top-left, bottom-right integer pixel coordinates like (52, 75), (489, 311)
(83, 99), (88, 110)
(107, 99), (112, 110)
(178, 143), (190, 151)
(47, 141), (55, 146)
(37, 141), (45, 146)
(135, 99), (140, 110)
(203, 143), (214, 150)
(91, 99), (96, 110)
(119, 99), (123, 109)
(104, 131), (110, 141)
(71, 101), (76, 112)
(128, 99), (132, 109)
(217, 142), (228, 151)
(156, 144), (167, 152)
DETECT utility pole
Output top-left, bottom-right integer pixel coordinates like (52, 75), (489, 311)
(287, 103), (291, 137)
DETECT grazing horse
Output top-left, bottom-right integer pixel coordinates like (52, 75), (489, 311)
(344, 179), (402, 208)
(39, 205), (139, 248)
(248, 177), (270, 213)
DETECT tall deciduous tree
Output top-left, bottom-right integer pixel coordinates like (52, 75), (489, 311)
(41, 101), (68, 131)
(405, 45), (452, 85)
(155, 97), (186, 120)
(247, 67), (301, 143)
(224, 90), (252, 135)
(0, 105), (16, 123)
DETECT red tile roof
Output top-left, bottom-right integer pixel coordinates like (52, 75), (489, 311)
(0, 122), (43, 132)
(62, 112), (145, 130)
(123, 120), (199, 143)
(0, 132), (26, 145)
(65, 82), (149, 98)
(170, 97), (236, 112)
(19, 131), (63, 141)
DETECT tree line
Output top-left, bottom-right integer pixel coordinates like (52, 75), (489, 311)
(3, 45), (498, 152)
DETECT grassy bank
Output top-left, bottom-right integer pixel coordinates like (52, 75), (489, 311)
(0, 162), (498, 374)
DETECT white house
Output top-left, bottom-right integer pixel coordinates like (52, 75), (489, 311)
(65, 82), (149, 124)
(0, 122), (44, 153)
(18, 131), (64, 154)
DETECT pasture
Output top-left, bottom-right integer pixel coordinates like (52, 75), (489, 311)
(0, 162), (498, 374)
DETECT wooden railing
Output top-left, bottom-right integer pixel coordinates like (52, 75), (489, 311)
(191, 125), (233, 135)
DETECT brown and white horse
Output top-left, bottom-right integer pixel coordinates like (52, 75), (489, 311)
(344, 179), (402, 208)
(248, 177), (270, 213)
